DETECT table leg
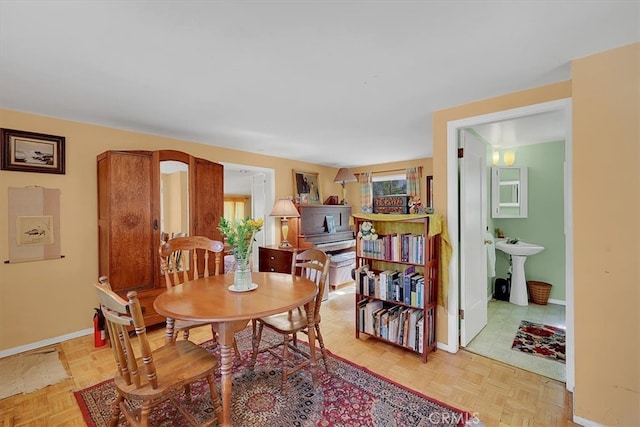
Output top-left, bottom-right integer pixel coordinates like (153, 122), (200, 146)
(215, 320), (249, 427)
(305, 301), (318, 386)
(164, 317), (175, 344)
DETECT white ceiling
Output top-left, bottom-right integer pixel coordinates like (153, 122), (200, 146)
(1, 1), (638, 169)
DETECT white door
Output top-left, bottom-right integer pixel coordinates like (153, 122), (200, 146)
(251, 173), (267, 267)
(459, 129), (488, 346)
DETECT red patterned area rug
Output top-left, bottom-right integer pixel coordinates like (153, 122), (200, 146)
(511, 320), (566, 363)
(75, 327), (473, 426)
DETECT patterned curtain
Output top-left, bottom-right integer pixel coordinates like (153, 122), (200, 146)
(406, 167), (421, 198)
(358, 172), (373, 213)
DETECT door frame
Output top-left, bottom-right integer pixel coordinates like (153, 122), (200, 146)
(445, 98), (574, 391)
(221, 162), (276, 245)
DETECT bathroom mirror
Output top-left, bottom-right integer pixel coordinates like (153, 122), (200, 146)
(491, 166), (528, 218)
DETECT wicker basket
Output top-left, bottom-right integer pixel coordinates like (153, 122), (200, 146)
(527, 281), (552, 305)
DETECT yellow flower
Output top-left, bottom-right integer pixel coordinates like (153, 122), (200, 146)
(218, 216), (263, 268)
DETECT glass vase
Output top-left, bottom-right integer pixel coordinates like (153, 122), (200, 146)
(233, 265), (252, 289)
(232, 253), (253, 290)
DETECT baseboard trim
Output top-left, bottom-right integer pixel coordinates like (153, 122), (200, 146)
(0, 328), (93, 358)
(437, 340), (458, 353)
(547, 298), (566, 305)
(573, 414), (604, 426)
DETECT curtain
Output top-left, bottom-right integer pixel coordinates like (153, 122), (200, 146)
(358, 172), (372, 213)
(406, 167), (421, 198)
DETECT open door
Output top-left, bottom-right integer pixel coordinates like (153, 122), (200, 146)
(459, 129), (488, 346)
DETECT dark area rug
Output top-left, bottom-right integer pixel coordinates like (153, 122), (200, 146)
(511, 320), (566, 363)
(75, 327), (472, 426)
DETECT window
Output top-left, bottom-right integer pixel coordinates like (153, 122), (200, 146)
(372, 173), (407, 197)
(224, 196), (249, 222)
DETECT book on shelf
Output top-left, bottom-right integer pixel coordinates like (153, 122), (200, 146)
(380, 310), (390, 340)
(400, 233), (411, 262)
(379, 270), (395, 301)
(407, 308), (420, 351)
(388, 306), (400, 343)
(364, 300), (383, 335)
(373, 307), (386, 336)
(416, 311), (424, 353)
(357, 299), (368, 333)
(402, 265), (416, 305)
(410, 274), (423, 307)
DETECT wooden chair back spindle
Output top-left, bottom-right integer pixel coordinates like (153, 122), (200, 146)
(159, 236), (225, 289)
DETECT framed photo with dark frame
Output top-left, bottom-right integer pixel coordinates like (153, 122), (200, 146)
(426, 175), (434, 212)
(1, 128), (66, 174)
(292, 169), (321, 204)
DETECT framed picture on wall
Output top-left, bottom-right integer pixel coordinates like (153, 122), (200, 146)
(426, 175), (434, 212)
(292, 170), (321, 204)
(1, 128), (66, 174)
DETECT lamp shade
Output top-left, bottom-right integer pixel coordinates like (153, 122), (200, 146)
(503, 151), (516, 166)
(333, 168), (357, 184)
(269, 199), (300, 218)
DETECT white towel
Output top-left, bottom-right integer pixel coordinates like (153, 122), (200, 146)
(486, 231), (496, 278)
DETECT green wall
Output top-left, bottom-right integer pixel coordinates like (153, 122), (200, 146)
(492, 141), (566, 302)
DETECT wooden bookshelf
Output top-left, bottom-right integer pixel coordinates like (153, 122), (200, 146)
(353, 213), (439, 363)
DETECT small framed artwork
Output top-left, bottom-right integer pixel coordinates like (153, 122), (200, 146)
(1, 128), (66, 174)
(292, 170), (321, 204)
(426, 175), (434, 213)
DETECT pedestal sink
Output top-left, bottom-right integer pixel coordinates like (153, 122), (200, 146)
(495, 239), (544, 306)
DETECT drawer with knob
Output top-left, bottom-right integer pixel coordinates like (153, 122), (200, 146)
(258, 246), (295, 273)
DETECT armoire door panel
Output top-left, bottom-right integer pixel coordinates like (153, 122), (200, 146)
(98, 151), (156, 293)
(192, 157), (224, 241)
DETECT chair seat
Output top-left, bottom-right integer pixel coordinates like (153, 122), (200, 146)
(259, 309), (323, 335)
(114, 340), (218, 400)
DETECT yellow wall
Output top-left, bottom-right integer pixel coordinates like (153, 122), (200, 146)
(571, 43), (639, 425)
(0, 110), (430, 351)
(433, 43), (639, 425)
(0, 110), (338, 350)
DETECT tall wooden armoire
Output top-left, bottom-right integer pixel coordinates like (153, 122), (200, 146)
(97, 149), (223, 326)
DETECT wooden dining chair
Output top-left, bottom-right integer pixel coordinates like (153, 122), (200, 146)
(159, 236), (241, 357)
(94, 279), (223, 427)
(250, 248), (332, 391)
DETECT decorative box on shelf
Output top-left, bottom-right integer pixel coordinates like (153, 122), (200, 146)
(373, 195), (410, 214)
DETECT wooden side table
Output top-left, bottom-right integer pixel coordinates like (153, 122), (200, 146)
(258, 245), (295, 273)
(259, 245), (331, 301)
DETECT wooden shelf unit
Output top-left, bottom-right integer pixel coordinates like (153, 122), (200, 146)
(353, 214), (439, 363)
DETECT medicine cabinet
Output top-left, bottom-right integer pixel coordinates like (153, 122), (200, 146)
(491, 166), (528, 218)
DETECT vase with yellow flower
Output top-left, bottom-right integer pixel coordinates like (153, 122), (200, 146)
(219, 216), (264, 290)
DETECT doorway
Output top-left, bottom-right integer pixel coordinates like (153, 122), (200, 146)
(445, 98), (574, 391)
(222, 163), (277, 267)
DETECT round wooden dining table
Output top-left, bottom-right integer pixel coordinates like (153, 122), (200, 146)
(153, 271), (318, 427)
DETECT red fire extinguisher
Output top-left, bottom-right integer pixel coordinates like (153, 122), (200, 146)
(94, 308), (107, 347)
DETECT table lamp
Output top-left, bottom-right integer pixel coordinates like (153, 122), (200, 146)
(269, 198), (300, 248)
(333, 167), (357, 205)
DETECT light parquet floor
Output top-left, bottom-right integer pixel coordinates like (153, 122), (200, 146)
(0, 283), (577, 426)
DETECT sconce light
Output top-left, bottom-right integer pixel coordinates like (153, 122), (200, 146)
(333, 167), (357, 205)
(269, 198), (300, 248)
(503, 151), (516, 166)
(492, 151), (500, 166)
